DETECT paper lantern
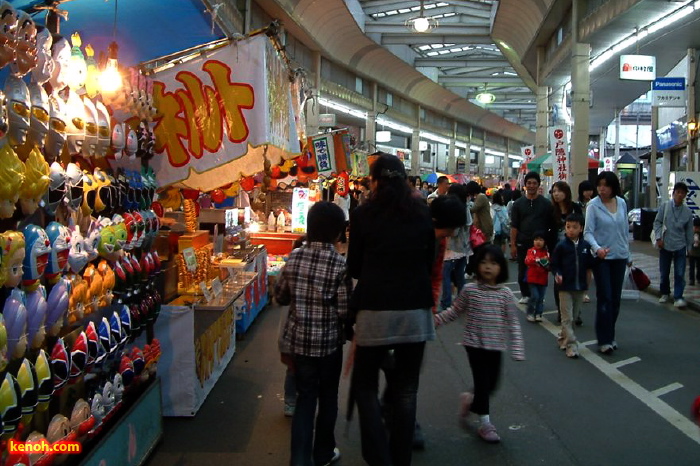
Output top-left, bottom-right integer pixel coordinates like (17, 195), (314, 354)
(181, 189), (199, 200)
(210, 189), (225, 203)
(240, 177), (255, 192)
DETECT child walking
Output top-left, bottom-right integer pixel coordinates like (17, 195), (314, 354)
(524, 230), (550, 322)
(434, 245), (525, 443)
(688, 217), (700, 286)
(275, 202), (353, 466)
(550, 213), (595, 358)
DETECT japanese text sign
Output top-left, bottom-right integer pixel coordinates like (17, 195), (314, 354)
(549, 126), (569, 182)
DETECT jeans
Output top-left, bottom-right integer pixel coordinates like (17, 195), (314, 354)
(528, 284), (546, 317)
(441, 257), (467, 309)
(592, 259), (627, 346)
(689, 256), (700, 283)
(352, 342), (425, 466)
(290, 348), (343, 466)
(659, 247), (687, 300)
(516, 242), (533, 298)
(465, 346), (501, 415)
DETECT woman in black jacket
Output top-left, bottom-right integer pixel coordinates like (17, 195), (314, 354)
(347, 153), (435, 466)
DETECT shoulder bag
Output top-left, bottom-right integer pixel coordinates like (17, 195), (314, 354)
(650, 202), (669, 248)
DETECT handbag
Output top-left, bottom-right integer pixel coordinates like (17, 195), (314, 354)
(621, 266), (640, 301)
(630, 266), (651, 291)
(469, 225), (486, 249)
(651, 203), (669, 248)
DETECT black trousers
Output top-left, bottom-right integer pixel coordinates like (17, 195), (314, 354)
(516, 242), (532, 298)
(465, 346), (502, 415)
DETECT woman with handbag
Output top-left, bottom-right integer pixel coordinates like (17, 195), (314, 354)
(465, 181), (492, 275)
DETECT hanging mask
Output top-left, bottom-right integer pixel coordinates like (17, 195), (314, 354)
(67, 225), (88, 274)
(130, 347), (144, 376)
(11, 11), (37, 77)
(81, 171), (97, 217)
(98, 260), (115, 307)
(0, 2), (18, 70)
(50, 338), (70, 391)
(98, 225), (118, 259)
(69, 331), (87, 380)
(122, 212), (135, 250)
(81, 96), (98, 157)
(68, 277), (87, 323)
(25, 286), (46, 350)
(119, 355), (134, 387)
(136, 120), (148, 157)
(45, 277), (68, 337)
(0, 141), (24, 219)
(0, 372), (22, 436)
(65, 162), (83, 211)
(113, 372), (124, 404)
(84, 220), (101, 262)
(93, 167), (110, 214)
(110, 118), (124, 159)
(14, 357), (38, 425)
(4, 289), (27, 360)
(95, 100), (110, 157)
(45, 93), (67, 160)
(132, 211), (145, 248)
(116, 169), (129, 209)
(85, 321), (98, 369)
(112, 214), (127, 251)
(124, 126), (137, 159)
(0, 90), (7, 138)
(90, 393), (104, 425)
(48, 37), (70, 92)
(31, 28), (53, 85)
(34, 349), (52, 411)
(70, 398), (94, 438)
(97, 317), (114, 359)
(27, 82), (49, 148)
(0, 315), (7, 372)
(19, 146), (50, 216)
(64, 90), (85, 155)
(109, 311), (125, 349)
(119, 305), (132, 341)
(83, 43), (98, 98)
(102, 381), (115, 413)
(43, 161), (67, 217)
(4, 74), (31, 147)
(65, 33), (86, 91)
(1, 231), (26, 289)
(21, 224), (51, 287)
(45, 221), (70, 277)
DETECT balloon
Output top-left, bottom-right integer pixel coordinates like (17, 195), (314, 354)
(151, 201), (164, 217)
(240, 177), (255, 192)
(210, 189), (225, 203)
(181, 189), (199, 200)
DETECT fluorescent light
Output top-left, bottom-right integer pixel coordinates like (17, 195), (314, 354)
(376, 130), (391, 142)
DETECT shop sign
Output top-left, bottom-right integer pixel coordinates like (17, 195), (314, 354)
(291, 188), (310, 233)
(521, 145), (534, 162)
(673, 172), (700, 216)
(619, 55), (656, 81)
(652, 77), (686, 107)
(319, 113), (337, 127)
(602, 157), (614, 173)
(549, 126), (569, 182)
(656, 123), (685, 150)
(151, 35), (299, 190)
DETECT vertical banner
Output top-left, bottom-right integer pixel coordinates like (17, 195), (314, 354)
(549, 126), (569, 181)
(291, 188), (310, 232)
(521, 145), (534, 162)
(602, 157), (614, 172)
(673, 172), (700, 216)
(310, 134), (336, 176)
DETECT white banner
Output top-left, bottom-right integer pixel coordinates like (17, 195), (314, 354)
(549, 126), (569, 182)
(521, 145), (534, 162)
(151, 35), (300, 190)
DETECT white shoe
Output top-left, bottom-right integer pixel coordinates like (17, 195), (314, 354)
(674, 298), (687, 308)
(658, 295), (670, 304)
(518, 297), (529, 304)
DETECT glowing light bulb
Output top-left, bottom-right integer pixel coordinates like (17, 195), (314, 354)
(413, 17), (430, 33)
(99, 59), (122, 93)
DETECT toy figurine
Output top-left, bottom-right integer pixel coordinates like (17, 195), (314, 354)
(18, 146), (50, 215)
(44, 221), (70, 283)
(25, 285), (47, 350)
(4, 74), (31, 147)
(27, 81), (49, 148)
(0, 372), (22, 437)
(11, 11), (37, 77)
(31, 28), (54, 85)
(34, 349), (52, 412)
(95, 100), (110, 157)
(82, 96), (98, 157)
(0, 144), (25, 218)
(21, 224), (51, 292)
(50, 338), (70, 391)
(45, 277), (68, 337)
(4, 288), (27, 360)
(44, 93), (67, 160)
(42, 161), (67, 217)
(14, 358), (38, 428)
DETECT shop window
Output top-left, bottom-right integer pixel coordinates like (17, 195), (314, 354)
(355, 77), (363, 94)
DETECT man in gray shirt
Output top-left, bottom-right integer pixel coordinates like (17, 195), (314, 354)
(654, 181), (694, 307)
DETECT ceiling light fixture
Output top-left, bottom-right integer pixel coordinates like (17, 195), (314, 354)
(406, 1), (438, 33)
(475, 84), (495, 104)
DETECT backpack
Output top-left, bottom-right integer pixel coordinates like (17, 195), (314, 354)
(493, 206), (510, 236)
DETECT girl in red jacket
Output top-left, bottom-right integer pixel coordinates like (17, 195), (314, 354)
(524, 230), (550, 322)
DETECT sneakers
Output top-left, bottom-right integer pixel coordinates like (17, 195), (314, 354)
(412, 422), (425, 450)
(518, 296), (530, 304)
(599, 344), (614, 354)
(459, 392), (474, 419)
(659, 294), (670, 304)
(583, 294), (591, 303)
(526, 314), (536, 322)
(611, 341), (618, 350)
(283, 403), (295, 417)
(535, 315), (543, 322)
(674, 298), (687, 308)
(565, 347), (579, 358)
(478, 423), (501, 443)
(321, 448), (341, 466)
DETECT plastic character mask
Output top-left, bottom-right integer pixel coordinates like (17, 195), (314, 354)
(85, 321), (98, 369)
(0, 372), (21, 436)
(0, 2), (18, 69)
(112, 214), (127, 251)
(109, 311), (125, 349)
(21, 224), (51, 289)
(45, 93), (67, 160)
(119, 304), (131, 341)
(129, 347), (144, 376)
(0, 144), (24, 218)
(124, 126), (137, 159)
(113, 373), (124, 404)
(45, 221), (70, 277)
(48, 37), (70, 92)
(14, 358), (38, 425)
(119, 355), (134, 387)
(45, 277), (68, 337)
(19, 146), (49, 216)
(0, 90), (7, 138)
(84, 220), (101, 262)
(98, 225), (118, 259)
(64, 162), (83, 212)
(83, 43), (98, 98)
(69, 331), (87, 379)
(34, 349), (52, 411)
(46, 413), (73, 444)
(82, 263), (102, 314)
(25, 286), (46, 350)
(97, 317), (112, 359)
(4, 289), (27, 360)
(50, 338), (70, 391)
(11, 11), (37, 77)
(81, 171), (96, 216)
(122, 212), (135, 250)
(98, 260), (115, 307)
(31, 28), (53, 85)
(4, 74), (30, 147)
(65, 32), (86, 91)
(90, 394), (105, 425)
(0, 315), (7, 372)
(67, 226), (88, 274)
(70, 398), (94, 438)
(95, 100), (110, 157)
(64, 90), (85, 155)
(42, 161), (66, 217)
(92, 167), (110, 213)
(132, 211), (146, 248)
(27, 81), (49, 147)
(102, 381), (114, 413)
(1, 231), (25, 289)
(68, 277), (87, 323)
(81, 96), (98, 157)
(110, 118), (124, 159)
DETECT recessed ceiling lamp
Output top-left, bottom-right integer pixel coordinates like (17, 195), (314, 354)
(406, 1), (438, 33)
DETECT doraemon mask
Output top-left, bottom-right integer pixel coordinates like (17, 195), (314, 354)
(0, 372), (22, 436)
(27, 82), (49, 148)
(65, 162), (83, 211)
(22, 224), (51, 286)
(32, 28), (53, 85)
(64, 90), (85, 155)
(82, 96), (98, 157)
(25, 286), (46, 350)
(0, 2), (18, 70)
(4, 289), (27, 360)
(45, 221), (70, 277)
(110, 118), (124, 159)
(95, 100), (110, 157)
(34, 349), (52, 411)
(4, 74), (31, 147)
(11, 11), (37, 77)
(45, 277), (68, 337)
(45, 93), (67, 160)
(50, 338), (70, 391)
(43, 161), (67, 216)
(49, 37), (70, 92)
(67, 225), (88, 274)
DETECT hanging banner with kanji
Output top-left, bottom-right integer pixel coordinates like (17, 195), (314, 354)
(307, 130), (352, 177)
(549, 126), (569, 182)
(521, 145), (534, 162)
(151, 35), (300, 190)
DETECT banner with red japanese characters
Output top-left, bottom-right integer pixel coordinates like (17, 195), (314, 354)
(151, 35), (300, 190)
(520, 145), (534, 162)
(549, 126), (569, 182)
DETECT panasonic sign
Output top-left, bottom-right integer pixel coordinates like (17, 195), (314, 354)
(652, 77), (686, 107)
(619, 55), (656, 81)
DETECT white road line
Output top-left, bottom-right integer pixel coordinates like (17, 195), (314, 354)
(522, 308), (700, 445)
(611, 357), (641, 369)
(542, 310), (558, 315)
(581, 340), (598, 347)
(652, 382), (684, 397)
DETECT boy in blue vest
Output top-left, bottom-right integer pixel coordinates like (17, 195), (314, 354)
(551, 213), (595, 358)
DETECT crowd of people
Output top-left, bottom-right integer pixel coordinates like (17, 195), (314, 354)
(273, 152), (693, 466)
